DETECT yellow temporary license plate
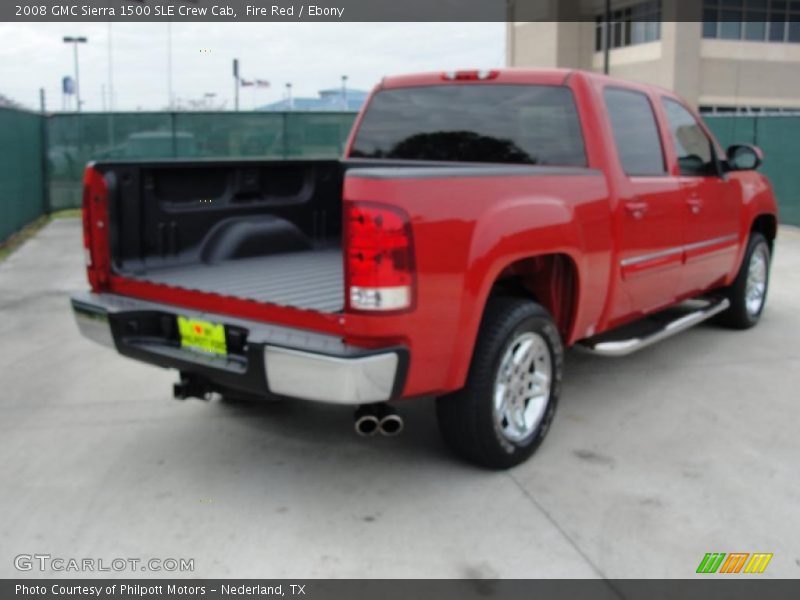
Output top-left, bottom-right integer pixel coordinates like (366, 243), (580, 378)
(177, 316), (227, 356)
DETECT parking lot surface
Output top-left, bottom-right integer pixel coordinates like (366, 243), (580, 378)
(1, 218), (799, 578)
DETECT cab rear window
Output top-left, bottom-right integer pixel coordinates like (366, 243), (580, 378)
(350, 84), (587, 166)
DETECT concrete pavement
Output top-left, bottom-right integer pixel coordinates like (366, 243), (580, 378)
(1, 218), (798, 578)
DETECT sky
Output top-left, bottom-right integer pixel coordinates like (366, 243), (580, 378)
(0, 22), (506, 111)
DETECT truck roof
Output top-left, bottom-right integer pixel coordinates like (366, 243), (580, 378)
(379, 68), (575, 89)
(378, 68), (678, 99)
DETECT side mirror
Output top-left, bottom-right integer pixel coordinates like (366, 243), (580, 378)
(726, 144), (763, 171)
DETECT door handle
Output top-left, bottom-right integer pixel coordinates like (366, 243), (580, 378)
(686, 196), (704, 215)
(624, 201), (648, 220)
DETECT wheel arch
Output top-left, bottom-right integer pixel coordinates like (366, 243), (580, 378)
(750, 213), (777, 252)
(487, 253), (581, 341)
(443, 251), (581, 393)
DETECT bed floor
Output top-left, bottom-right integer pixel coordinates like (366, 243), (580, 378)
(130, 248), (344, 313)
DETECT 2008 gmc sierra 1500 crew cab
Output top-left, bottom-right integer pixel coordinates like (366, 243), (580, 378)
(71, 69), (778, 469)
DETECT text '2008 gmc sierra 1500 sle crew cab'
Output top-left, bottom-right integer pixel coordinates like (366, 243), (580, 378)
(71, 69), (778, 469)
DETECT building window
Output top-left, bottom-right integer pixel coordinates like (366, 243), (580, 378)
(595, 1), (662, 52)
(703, 0), (800, 43)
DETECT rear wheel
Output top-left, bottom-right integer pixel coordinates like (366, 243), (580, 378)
(436, 296), (563, 470)
(718, 232), (771, 329)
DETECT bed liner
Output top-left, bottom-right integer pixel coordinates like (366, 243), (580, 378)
(128, 248), (344, 313)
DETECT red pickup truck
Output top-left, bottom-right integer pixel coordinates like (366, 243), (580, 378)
(71, 69), (777, 469)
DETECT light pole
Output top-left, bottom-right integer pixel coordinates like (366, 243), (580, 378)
(341, 75), (348, 109)
(107, 24), (114, 111)
(167, 23), (174, 109)
(603, 0), (611, 75)
(233, 58), (240, 111)
(285, 82), (293, 111)
(63, 36), (87, 112)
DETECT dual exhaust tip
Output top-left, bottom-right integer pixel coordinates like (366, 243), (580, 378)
(354, 404), (404, 437)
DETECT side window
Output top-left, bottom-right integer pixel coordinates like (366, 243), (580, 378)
(603, 87), (666, 176)
(662, 98), (716, 177)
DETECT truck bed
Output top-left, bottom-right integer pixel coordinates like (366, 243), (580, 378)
(130, 248), (344, 313)
(99, 158), (472, 316)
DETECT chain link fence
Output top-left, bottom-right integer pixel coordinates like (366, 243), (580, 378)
(0, 108), (45, 243)
(1, 109), (798, 245)
(705, 115), (800, 227)
(46, 111), (357, 210)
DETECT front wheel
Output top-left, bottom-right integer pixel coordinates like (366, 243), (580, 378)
(718, 232), (771, 329)
(436, 297), (563, 470)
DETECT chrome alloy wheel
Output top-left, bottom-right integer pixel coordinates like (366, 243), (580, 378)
(492, 332), (552, 444)
(745, 243), (769, 317)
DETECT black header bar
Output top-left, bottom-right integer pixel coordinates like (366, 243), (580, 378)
(2, 0), (771, 23)
(5, 579), (800, 600)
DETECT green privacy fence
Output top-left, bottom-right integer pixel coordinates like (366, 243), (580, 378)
(0, 108), (45, 243)
(47, 111), (358, 210)
(46, 112), (800, 222)
(1, 109), (799, 245)
(705, 116), (800, 227)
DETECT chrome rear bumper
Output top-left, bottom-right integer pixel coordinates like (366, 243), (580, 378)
(263, 347), (399, 404)
(70, 292), (406, 405)
(73, 301), (116, 349)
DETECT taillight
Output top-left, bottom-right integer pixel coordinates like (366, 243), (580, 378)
(82, 165), (110, 291)
(82, 191), (92, 266)
(345, 202), (415, 312)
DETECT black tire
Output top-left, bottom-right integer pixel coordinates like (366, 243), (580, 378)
(717, 232), (771, 330)
(436, 296), (563, 470)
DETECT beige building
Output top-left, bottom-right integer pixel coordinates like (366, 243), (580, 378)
(507, 0), (800, 113)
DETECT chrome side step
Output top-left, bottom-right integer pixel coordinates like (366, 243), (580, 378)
(576, 297), (730, 357)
